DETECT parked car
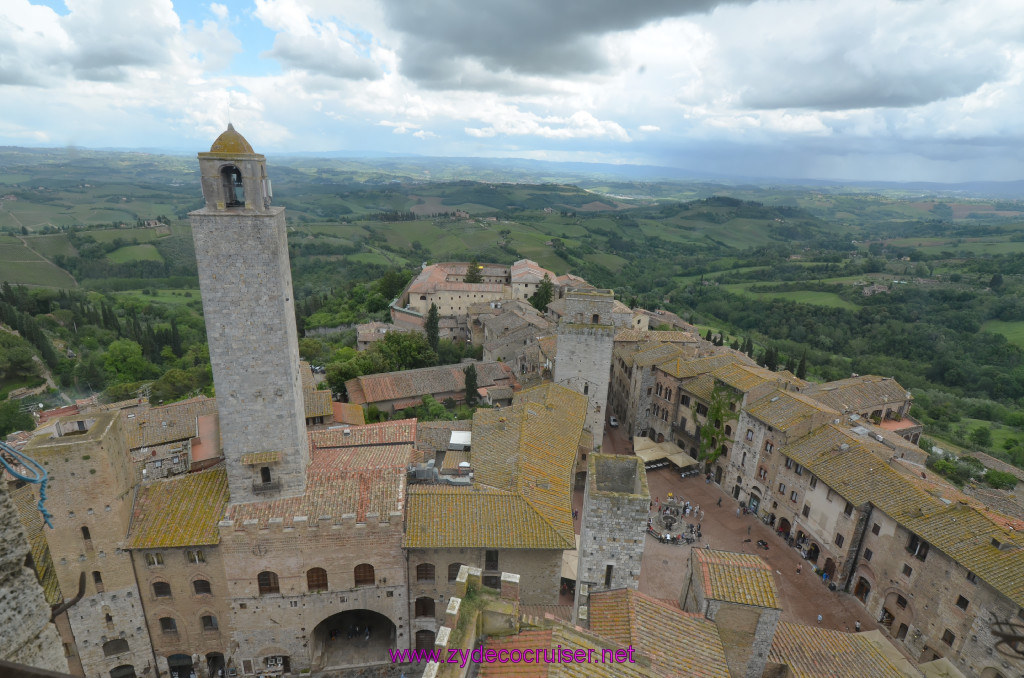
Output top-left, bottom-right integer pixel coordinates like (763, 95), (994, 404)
(609, 416), (619, 428)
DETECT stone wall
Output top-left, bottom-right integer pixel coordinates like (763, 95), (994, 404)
(191, 206), (310, 503)
(0, 481), (68, 673)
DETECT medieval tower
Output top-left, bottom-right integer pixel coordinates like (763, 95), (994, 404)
(573, 454), (650, 625)
(190, 125), (309, 502)
(553, 288), (622, 449)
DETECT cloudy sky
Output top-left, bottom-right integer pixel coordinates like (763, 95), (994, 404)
(3, 0), (1024, 182)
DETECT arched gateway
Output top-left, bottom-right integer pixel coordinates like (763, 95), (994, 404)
(312, 609), (398, 669)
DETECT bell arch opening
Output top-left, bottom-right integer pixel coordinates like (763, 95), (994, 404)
(311, 609), (398, 670)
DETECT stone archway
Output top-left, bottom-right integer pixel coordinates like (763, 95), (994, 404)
(823, 558), (836, 580)
(806, 542), (820, 563)
(854, 576), (871, 604)
(167, 654), (193, 678)
(206, 652), (225, 678)
(110, 666), (136, 678)
(312, 609), (397, 670)
(777, 518), (791, 538)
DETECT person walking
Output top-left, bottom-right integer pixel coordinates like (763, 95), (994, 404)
(747, 525), (751, 535)
(797, 563), (802, 575)
(716, 497), (722, 507)
(817, 614), (823, 625)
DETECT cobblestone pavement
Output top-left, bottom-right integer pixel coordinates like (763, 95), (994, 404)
(573, 428), (880, 634)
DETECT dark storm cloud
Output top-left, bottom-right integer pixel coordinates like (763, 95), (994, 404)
(382, 0), (752, 87)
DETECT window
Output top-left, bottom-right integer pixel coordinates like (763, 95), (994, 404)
(193, 579), (212, 595)
(665, 389), (672, 401)
(802, 505), (810, 518)
(955, 595), (968, 611)
(835, 533), (845, 547)
(153, 582), (171, 598)
(145, 552), (163, 567)
(678, 417), (687, 431)
(93, 571), (104, 592)
(696, 403), (709, 416)
(448, 562), (464, 582)
(201, 615), (218, 632)
(257, 571), (280, 595)
(778, 482), (786, 494)
(260, 466), (272, 483)
(415, 597), (435, 618)
(656, 384), (662, 396)
(864, 548), (873, 561)
(307, 567), (328, 593)
(907, 535), (929, 561)
(81, 526), (91, 541)
(764, 441), (773, 453)
(186, 550), (205, 564)
(871, 523), (880, 536)
(354, 563), (375, 586)
(794, 463), (803, 476)
(902, 564), (913, 577)
(604, 564), (614, 588)
(159, 617), (177, 633)
(416, 563), (435, 583)
(102, 639), (129, 657)
(680, 395), (690, 407)
(785, 458), (793, 469)
(746, 429), (754, 441)
(941, 629), (955, 647)
(844, 502), (854, 517)
(483, 575), (500, 589)
(485, 550), (499, 571)
(809, 476), (817, 489)
(896, 595), (907, 609)
(789, 490), (798, 502)
(966, 571), (978, 584)
(896, 623), (908, 641)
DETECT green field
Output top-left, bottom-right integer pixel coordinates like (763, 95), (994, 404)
(114, 289), (202, 308)
(981, 320), (1024, 349)
(84, 227), (161, 243)
(720, 283), (859, 310)
(24, 234), (77, 259)
(0, 260), (78, 287)
(107, 244), (164, 263)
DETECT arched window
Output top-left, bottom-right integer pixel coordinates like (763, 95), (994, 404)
(159, 617), (177, 633)
(201, 615), (218, 631)
(81, 526), (91, 541)
(193, 579), (212, 595)
(260, 466), (272, 483)
(416, 630), (436, 651)
(152, 582), (171, 598)
(102, 639), (129, 657)
(354, 563), (375, 586)
(257, 571), (280, 595)
(307, 567), (328, 592)
(93, 570), (104, 592)
(110, 665), (136, 678)
(415, 597), (435, 617)
(221, 165), (244, 207)
(416, 563), (435, 583)
(448, 562), (464, 582)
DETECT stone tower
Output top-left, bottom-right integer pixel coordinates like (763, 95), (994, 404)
(573, 454), (649, 625)
(553, 288), (619, 449)
(190, 125), (309, 503)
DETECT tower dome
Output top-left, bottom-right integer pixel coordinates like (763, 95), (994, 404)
(209, 123), (254, 154)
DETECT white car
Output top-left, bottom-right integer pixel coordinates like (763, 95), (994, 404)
(609, 416), (619, 428)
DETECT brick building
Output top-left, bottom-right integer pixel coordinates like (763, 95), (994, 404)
(345, 360), (518, 414)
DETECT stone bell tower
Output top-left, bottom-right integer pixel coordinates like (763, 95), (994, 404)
(190, 124), (308, 503)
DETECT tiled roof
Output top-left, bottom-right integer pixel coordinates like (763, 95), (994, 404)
(227, 443), (411, 526)
(803, 375), (911, 414)
(123, 397), (217, 450)
(126, 466), (229, 549)
(11, 484), (62, 604)
(299, 361), (314, 390)
(310, 419), (417, 449)
(682, 373), (716, 402)
(303, 387), (333, 418)
(405, 383), (586, 550)
(538, 335), (557, 360)
(589, 589), (731, 677)
(782, 424), (1024, 607)
(239, 450), (281, 465)
(769, 622), (917, 678)
(511, 258), (555, 284)
(631, 342), (688, 367)
(658, 352), (754, 379)
(440, 449), (470, 469)
(969, 450), (1024, 482)
(614, 329), (699, 344)
(692, 548), (780, 609)
(416, 420), (473, 454)
(481, 626), (654, 678)
(713, 362), (805, 394)
(746, 390), (838, 431)
(346, 361), (514, 405)
(333, 402), (365, 425)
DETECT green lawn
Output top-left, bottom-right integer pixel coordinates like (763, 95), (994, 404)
(107, 244), (164, 263)
(85, 227), (161, 243)
(721, 284), (859, 310)
(24, 234), (77, 259)
(0, 260), (78, 287)
(981, 320), (1024, 349)
(115, 288), (202, 306)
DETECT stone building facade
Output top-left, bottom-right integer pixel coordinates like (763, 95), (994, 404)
(190, 125), (309, 504)
(573, 454), (650, 624)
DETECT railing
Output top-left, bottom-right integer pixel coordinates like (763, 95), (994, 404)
(252, 481), (281, 494)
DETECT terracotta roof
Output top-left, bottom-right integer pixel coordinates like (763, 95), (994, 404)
(345, 361), (514, 405)
(10, 484), (61, 604)
(782, 424), (1024, 607)
(227, 443), (411, 526)
(538, 335), (558, 360)
(310, 419), (417, 449)
(589, 589), (731, 677)
(126, 466), (229, 549)
(333, 402), (365, 425)
(614, 329), (699, 344)
(405, 383), (586, 549)
(299, 361), (314, 390)
(416, 420), (473, 454)
(511, 258), (555, 284)
(481, 626), (654, 678)
(658, 352), (755, 379)
(969, 450), (1024, 482)
(746, 390), (838, 431)
(769, 622), (918, 678)
(631, 342), (688, 367)
(692, 548), (780, 608)
(123, 397), (217, 450)
(239, 450), (281, 465)
(713, 362), (805, 394)
(803, 375), (911, 414)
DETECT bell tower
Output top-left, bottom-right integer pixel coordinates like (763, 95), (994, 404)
(190, 124), (308, 503)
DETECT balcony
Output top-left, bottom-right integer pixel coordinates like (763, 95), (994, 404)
(252, 480), (281, 494)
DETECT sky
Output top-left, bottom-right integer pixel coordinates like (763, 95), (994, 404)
(3, 0), (1024, 182)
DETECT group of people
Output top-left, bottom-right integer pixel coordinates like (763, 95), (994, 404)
(328, 624), (373, 642)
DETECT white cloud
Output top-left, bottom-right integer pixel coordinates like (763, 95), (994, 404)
(209, 3), (228, 20)
(638, 125), (660, 132)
